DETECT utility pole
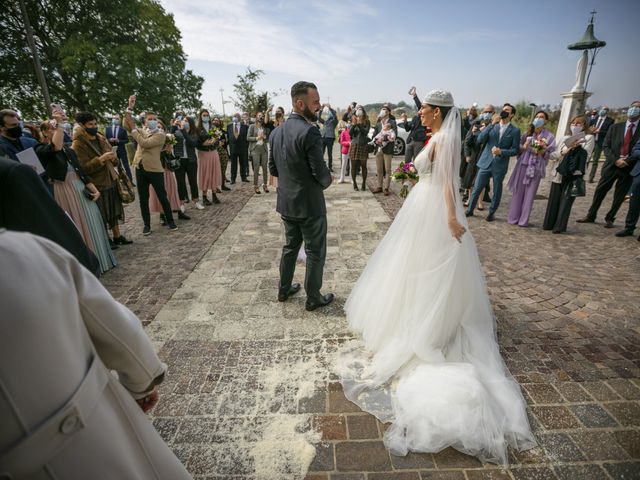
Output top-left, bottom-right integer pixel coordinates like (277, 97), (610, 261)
(18, 0), (52, 115)
(220, 88), (226, 117)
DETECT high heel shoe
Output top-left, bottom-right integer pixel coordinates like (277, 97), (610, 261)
(263, 185), (269, 193)
(255, 187), (261, 194)
(353, 182), (359, 191)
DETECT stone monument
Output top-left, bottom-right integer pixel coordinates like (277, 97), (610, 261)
(556, 12), (606, 139)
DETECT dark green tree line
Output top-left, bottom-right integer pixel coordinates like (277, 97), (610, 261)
(0, 0), (203, 120)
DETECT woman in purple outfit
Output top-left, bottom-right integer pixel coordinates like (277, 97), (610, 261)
(507, 111), (556, 226)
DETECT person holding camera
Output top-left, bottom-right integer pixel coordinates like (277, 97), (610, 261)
(37, 112), (117, 274)
(73, 111), (131, 245)
(123, 96), (177, 235)
(399, 87), (428, 163)
(348, 105), (370, 191)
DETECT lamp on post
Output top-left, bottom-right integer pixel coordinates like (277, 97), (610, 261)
(555, 11), (606, 139)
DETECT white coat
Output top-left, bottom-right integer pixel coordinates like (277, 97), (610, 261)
(0, 230), (192, 480)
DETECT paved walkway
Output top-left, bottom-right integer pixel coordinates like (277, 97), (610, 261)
(103, 159), (639, 480)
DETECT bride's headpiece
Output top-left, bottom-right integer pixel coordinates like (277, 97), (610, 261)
(422, 89), (454, 107)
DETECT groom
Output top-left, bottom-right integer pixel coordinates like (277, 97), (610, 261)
(269, 81), (334, 311)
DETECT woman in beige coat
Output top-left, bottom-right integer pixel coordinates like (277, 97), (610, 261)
(0, 229), (191, 479)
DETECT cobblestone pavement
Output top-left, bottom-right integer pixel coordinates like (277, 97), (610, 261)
(103, 158), (639, 480)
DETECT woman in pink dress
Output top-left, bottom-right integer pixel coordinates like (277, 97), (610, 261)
(195, 109), (221, 206)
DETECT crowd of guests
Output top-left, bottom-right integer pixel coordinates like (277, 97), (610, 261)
(1, 93), (638, 280)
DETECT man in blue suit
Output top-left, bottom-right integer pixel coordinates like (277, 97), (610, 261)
(105, 114), (132, 181)
(615, 140), (640, 240)
(465, 103), (520, 221)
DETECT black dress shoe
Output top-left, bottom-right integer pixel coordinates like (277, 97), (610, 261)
(241, 178), (250, 183)
(486, 213), (495, 222)
(278, 283), (301, 302)
(305, 293), (335, 311)
(212, 194), (221, 204)
(203, 198), (212, 206)
(465, 211), (474, 218)
(615, 229), (634, 237)
(576, 216), (594, 223)
(113, 235), (133, 245)
(221, 185), (231, 191)
(109, 239), (119, 250)
(604, 220), (615, 229)
(178, 211), (191, 220)
(230, 180), (236, 185)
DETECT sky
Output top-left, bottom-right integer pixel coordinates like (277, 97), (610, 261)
(159, 0), (639, 114)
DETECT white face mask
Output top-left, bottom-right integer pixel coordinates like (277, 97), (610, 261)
(356, 110), (364, 117)
(323, 107), (329, 114)
(379, 109), (387, 118)
(570, 125), (582, 135)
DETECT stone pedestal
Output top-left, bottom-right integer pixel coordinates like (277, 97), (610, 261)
(556, 90), (592, 139)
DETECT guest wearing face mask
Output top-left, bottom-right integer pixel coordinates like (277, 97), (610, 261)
(543, 116), (592, 233)
(227, 112), (250, 184)
(399, 87), (429, 164)
(577, 101), (640, 228)
(0, 109), (39, 161)
(462, 105), (494, 208)
(171, 115), (201, 208)
(195, 109), (222, 206)
(587, 106), (614, 183)
(149, 118), (189, 224)
(105, 114), (132, 181)
(122, 96), (177, 234)
(348, 105), (370, 191)
(465, 103), (521, 221)
(615, 140), (640, 240)
(73, 111), (131, 244)
(247, 112), (270, 194)
(38, 117), (117, 274)
(211, 116), (230, 191)
(371, 104), (397, 195)
(338, 121), (350, 184)
(507, 111), (556, 227)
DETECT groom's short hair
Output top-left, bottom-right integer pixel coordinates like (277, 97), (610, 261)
(291, 81), (317, 102)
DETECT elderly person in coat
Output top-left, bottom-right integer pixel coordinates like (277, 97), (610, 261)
(0, 229), (191, 479)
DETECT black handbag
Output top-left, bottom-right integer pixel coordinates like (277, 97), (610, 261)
(161, 151), (181, 172)
(570, 176), (586, 197)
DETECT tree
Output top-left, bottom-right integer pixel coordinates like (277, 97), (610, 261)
(232, 67), (280, 115)
(0, 0), (204, 120)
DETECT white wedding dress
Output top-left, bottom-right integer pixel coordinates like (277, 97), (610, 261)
(338, 109), (535, 465)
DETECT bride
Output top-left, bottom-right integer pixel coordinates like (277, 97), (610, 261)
(338, 90), (535, 465)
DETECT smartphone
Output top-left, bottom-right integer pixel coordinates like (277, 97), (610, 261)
(82, 187), (94, 200)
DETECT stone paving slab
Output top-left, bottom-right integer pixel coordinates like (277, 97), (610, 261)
(103, 158), (639, 479)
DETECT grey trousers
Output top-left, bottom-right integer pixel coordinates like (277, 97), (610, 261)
(251, 145), (268, 186)
(279, 215), (327, 303)
(404, 140), (423, 163)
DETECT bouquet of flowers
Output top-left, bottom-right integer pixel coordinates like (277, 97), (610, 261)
(164, 133), (177, 145)
(391, 161), (419, 198)
(530, 137), (548, 156)
(208, 127), (223, 142)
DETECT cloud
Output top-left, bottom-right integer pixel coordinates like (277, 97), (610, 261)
(160, 0), (370, 80)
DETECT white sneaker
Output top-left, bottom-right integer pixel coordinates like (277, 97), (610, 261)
(195, 201), (204, 210)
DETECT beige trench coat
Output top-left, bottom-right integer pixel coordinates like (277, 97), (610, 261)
(0, 230), (191, 480)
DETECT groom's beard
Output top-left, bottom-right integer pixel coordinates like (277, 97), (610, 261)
(302, 105), (318, 122)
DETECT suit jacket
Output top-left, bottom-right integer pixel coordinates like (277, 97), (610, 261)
(593, 116), (614, 147)
(602, 121), (640, 174)
(227, 123), (248, 149)
(247, 123), (271, 152)
(0, 231), (191, 479)
(628, 139), (640, 177)
(0, 158), (100, 277)
(104, 125), (129, 160)
(398, 95), (427, 143)
(0, 134), (38, 161)
(476, 122), (521, 173)
(268, 113), (332, 218)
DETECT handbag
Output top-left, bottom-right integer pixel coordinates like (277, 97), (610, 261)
(161, 151), (181, 172)
(570, 176), (586, 197)
(115, 159), (135, 203)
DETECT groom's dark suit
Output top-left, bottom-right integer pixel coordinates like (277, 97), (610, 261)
(269, 112), (332, 303)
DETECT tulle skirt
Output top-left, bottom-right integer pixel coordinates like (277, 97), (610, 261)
(338, 177), (535, 465)
(197, 150), (222, 191)
(150, 169), (181, 212)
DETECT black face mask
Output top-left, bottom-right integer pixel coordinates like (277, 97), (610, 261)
(499, 110), (510, 120)
(85, 127), (98, 136)
(5, 126), (23, 138)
